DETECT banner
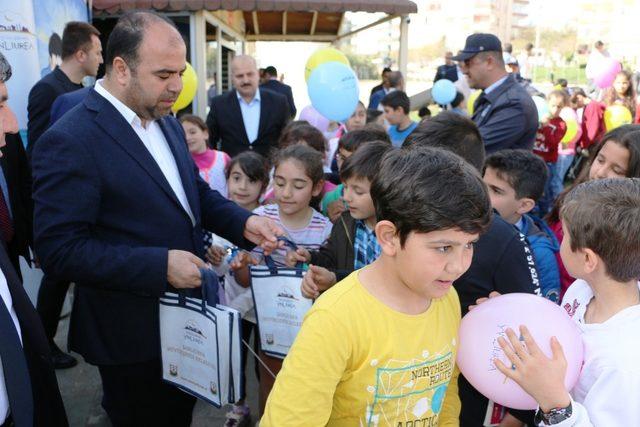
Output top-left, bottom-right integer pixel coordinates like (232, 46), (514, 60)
(0, 0), (89, 134)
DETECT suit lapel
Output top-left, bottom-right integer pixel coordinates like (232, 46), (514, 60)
(158, 117), (200, 224)
(230, 90), (250, 145)
(87, 91), (185, 212)
(257, 88), (268, 139)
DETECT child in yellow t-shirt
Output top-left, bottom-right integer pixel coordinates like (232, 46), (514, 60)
(261, 146), (493, 426)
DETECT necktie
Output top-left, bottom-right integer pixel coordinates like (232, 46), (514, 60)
(0, 191), (13, 243)
(0, 296), (33, 427)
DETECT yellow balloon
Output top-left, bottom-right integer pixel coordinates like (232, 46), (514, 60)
(467, 90), (482, 115)
(172, 62), (198, 113)
(561, 119), (578, 145)
(604, 105), (632, 131)
(305, 48), (350, 82)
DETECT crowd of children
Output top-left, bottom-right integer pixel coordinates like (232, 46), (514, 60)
(179, 64), (640, 425)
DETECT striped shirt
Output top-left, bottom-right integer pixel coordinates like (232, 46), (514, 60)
(253, 204), (332, 266)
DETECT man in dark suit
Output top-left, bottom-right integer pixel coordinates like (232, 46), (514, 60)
(453, 33), (538, 154)
(433, 51), (459, 83)
(27, 21), (102, 156)
(207, 55), (290, 158)
(261, 65), (296, 118)
(0, 56), (32, 276)
(29, 22), (103, 370)
(0, 50), (68, 427)
(0, 133), (33, 276)
(31, 12), (282, 427)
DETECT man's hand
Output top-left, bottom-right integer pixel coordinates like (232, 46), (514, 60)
(167, 250), (205, 289)
(327, 199), (346, 223)
(285, 247), (311, 267)
(205, 245), (226, 266)
(300, 264), (337, 299)
(243, 215), (284, 256)
(494, 326), (571, 413)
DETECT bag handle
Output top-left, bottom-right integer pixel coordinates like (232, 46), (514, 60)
(263, 236), (306, 275)
(177, 268), (220, 313)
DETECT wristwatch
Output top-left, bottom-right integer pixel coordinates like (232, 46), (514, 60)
(534, 402), (573, 425)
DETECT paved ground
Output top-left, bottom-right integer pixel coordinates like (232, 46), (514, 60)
(53, 315), (261, 427)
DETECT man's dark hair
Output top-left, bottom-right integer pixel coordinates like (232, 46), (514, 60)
(504, 42), (513, 53)
(403, 111), (485, 171)
(561, 178), (640, 282)
(556, 78), (568, 88)
(595, 40), (604, 49)
(0, 52), (12, 82)
(264, 66), (277, 77)
(525, 42), (534, 51)
(61, 22), (100, 60)
(48, 32), (62, 57)
(382, 67), (392, 76)
(371, 147), (491, 246)
(388, 71), (404, 89)
(340, 141), (393, 183)
(105, 11), (177, 72)
(338, 127), (391, 152)
(484, 150), (548, 201)
(380, 90), (410, 115)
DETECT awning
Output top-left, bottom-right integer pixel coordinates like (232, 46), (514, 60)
(92, 0), (417, 15)
(92, 0), (417, 41)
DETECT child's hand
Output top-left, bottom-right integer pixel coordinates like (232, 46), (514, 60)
(206, 245), (226, 266)
(300, 264), (337, 299)
(494, 325), (571, 413)
(468, 291), (501, 310)
(327, 199), (346, 223)
(229, 251), (258, 271)
(285, 247), (311, 267)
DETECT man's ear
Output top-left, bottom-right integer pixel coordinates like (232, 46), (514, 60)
(516, 197), (536, 216)
(111, 56), (131, 86)
(375, 220), (400, 256)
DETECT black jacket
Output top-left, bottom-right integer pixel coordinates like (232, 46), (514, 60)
(26, 67), (83, 156)
(206, 88), (290, 158)
(472, 74), (538, 154)
(434, 64), (458, 82)
(261, 80), (296, 118)
(0, 245), (68, 426)
(309, 211), (356, 283)
(0, 133), (33, 271)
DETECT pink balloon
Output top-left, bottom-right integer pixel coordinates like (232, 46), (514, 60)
(592, 58), (622, 89)
(299, 105), (330, 133)
(457, 293), (584, 410)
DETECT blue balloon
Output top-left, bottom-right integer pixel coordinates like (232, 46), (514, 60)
(532, 96), (548, 121)
(307, 62), (360, 122)
(431, 79), (457, 105)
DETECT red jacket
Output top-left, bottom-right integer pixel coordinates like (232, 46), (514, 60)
(533, 116), (566, 163)
(579, 101), (605, 150)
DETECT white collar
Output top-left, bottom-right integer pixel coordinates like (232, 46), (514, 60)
(484, 74), (509, 95)
(236, 88), (261, 104)
(95, 79), (151, 129)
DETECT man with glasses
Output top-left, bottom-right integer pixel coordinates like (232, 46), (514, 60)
(453, 33), (538, 154)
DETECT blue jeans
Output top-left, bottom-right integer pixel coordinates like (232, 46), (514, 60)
(553, 154), (574, 196)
